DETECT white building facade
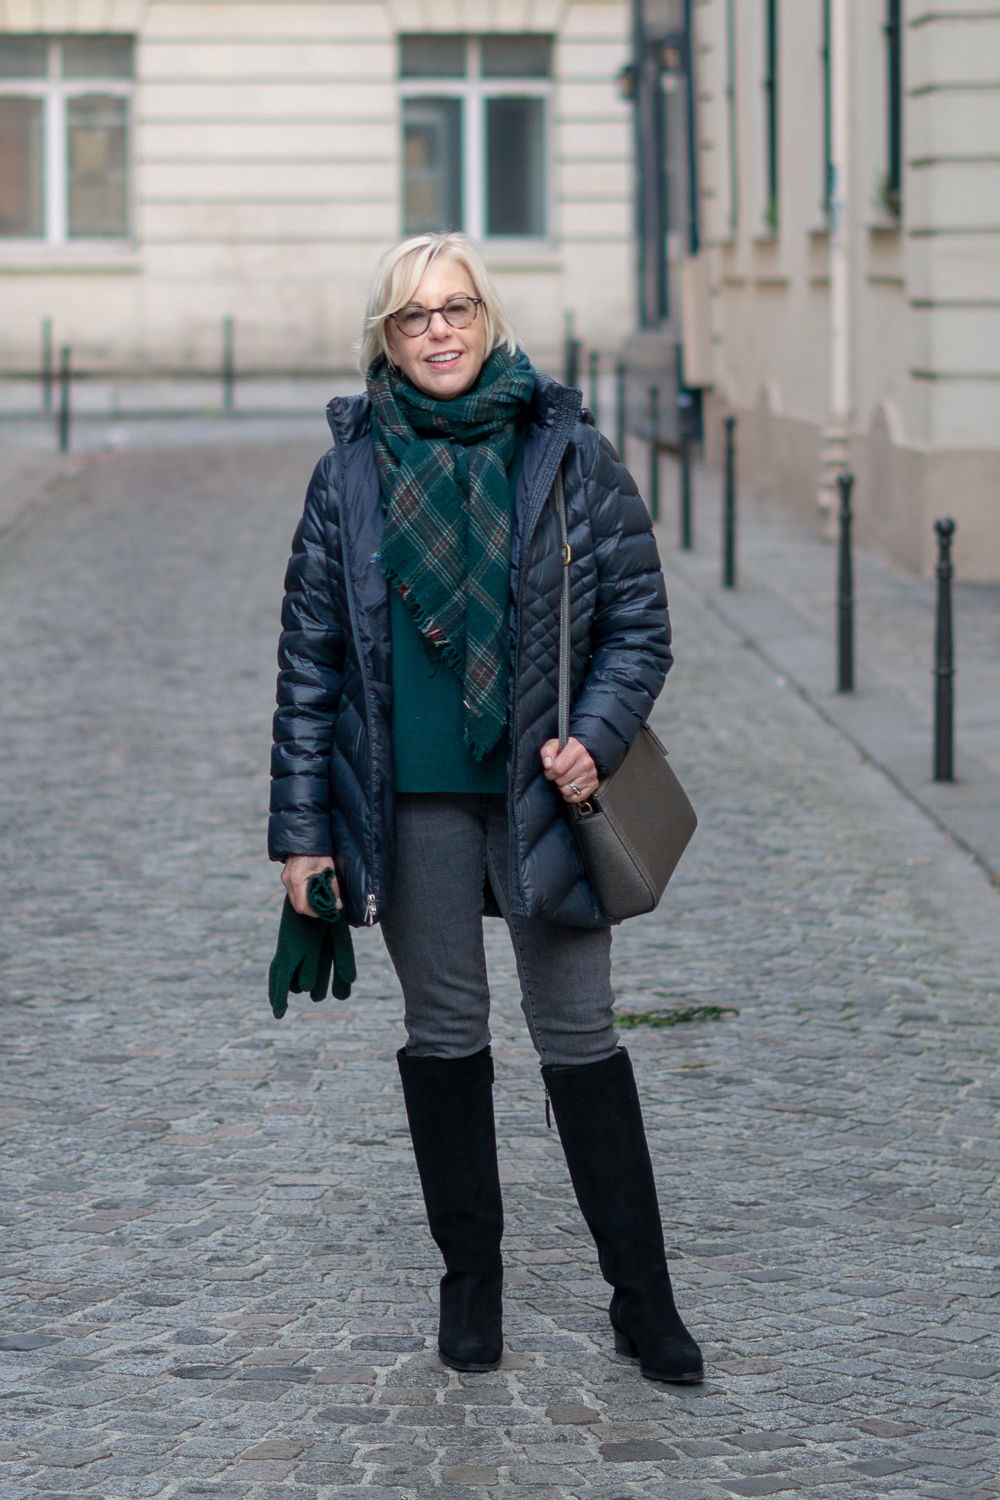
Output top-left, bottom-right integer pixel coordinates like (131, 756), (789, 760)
(0, 0), (635, 381)
(688, 0), (1000, 581)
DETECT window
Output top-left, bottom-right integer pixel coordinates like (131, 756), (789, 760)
(400, 34), (551, 240)
(724, 0), (739, 234)
(883, 0), (902, 215)
(762, 0), (778, 231)
(0, 34), (133, 242)
(820, 0), (832, 223)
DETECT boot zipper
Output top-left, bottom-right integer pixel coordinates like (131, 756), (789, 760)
(544, 1087), (552, 1129)
(363, 892), (377, 925)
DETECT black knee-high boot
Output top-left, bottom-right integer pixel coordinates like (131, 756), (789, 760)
(541, 1047), (703, 1384)
(396, 1046), (504, 1372)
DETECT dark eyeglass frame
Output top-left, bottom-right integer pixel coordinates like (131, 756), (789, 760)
(388, 296), (484, 338)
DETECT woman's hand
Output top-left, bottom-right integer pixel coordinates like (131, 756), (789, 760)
(281, 855), (341, 917)
(540, 737), (599, 804)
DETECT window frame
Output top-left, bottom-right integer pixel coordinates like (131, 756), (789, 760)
(399, 34), (553, 245)
(0, 34), (134, 247)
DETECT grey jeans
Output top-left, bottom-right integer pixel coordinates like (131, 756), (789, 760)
(380, 793), (619, 1066)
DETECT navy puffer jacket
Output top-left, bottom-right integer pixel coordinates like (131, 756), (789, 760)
(269, 372), (672, 928)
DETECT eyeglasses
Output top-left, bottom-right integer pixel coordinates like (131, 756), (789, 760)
(388, 296), (483, 339)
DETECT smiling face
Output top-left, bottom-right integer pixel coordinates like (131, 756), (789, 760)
(385, 256), (490, 400)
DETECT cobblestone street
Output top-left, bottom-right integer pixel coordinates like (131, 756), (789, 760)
(1, 436), (998, 1500)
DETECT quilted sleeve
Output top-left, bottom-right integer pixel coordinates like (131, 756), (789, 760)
(568, 432), (672, 778)
(268, 450), (345, 860)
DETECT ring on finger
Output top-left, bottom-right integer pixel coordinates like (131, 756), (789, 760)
(568, 781), (581, 796)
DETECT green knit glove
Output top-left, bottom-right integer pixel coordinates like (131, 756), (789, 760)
(268, 869), (357, 1019)
(307, 870), (356, 1002)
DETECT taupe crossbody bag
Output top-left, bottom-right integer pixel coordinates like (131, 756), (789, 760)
(554, 468), (698, 920)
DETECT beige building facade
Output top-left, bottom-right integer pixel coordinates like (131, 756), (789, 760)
(685, 0), (1000, 581)
(0, 0), (635, 381)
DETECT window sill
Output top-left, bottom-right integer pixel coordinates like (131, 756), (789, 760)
(0, 244), (142, 274)
(867, 212), (902, 235)
(482, 240), (561, 272)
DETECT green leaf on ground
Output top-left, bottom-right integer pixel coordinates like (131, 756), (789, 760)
(616, 1004), (739, 1029)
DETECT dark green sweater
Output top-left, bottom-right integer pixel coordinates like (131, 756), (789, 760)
(389, 437), (525, 793)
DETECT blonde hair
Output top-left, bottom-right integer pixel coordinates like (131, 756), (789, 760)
(358, 232), (518, 374)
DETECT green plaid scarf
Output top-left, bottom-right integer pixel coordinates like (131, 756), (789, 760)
(368, 346), (536, 761)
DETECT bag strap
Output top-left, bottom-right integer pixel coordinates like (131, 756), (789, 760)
(554, 466), (572, 750)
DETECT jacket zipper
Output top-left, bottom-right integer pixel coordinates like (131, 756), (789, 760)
(336, 438), (382, 926)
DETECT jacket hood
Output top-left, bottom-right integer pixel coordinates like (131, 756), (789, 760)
(530, 369), (584, 431)
(325, 392), (371, 446)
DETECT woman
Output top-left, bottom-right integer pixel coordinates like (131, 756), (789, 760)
(269, 232), (703, 1385)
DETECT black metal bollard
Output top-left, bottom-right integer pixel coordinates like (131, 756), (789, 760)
(678, 390), (694, 551)
(588, 349), (600, 429)
(222, 315), (235, 411)
(933, 517), (956, 782)
(563, 312), (581, 389)
(57, 345), (71, 453)
(647, 386), (660, 522)
(722, 413), (737, 587)
(836, 471), (855, 692)
(41, 317), (53, 413)
(615, 361), (626, 460)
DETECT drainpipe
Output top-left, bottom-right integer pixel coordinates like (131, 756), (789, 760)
(819, 0), (851, 525)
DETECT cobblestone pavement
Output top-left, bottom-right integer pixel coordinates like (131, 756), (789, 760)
(1, 438), (998, 1500)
